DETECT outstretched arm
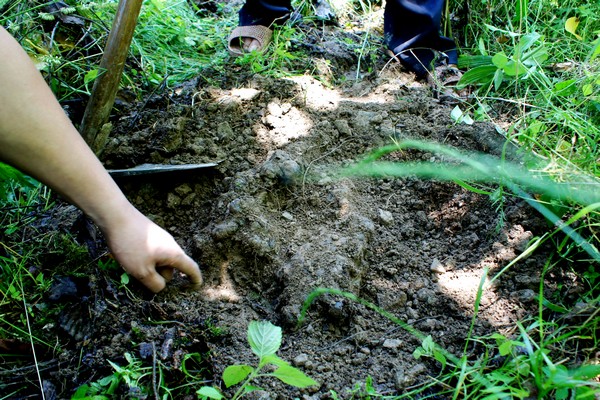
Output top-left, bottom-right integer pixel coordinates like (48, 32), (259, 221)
(0, 26), (202, 292)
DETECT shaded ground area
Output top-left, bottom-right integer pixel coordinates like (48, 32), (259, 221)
(1, 12), (576, 400)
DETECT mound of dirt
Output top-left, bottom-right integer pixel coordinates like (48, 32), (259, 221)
(4, 23), (564, 400)
(70, 61), (553, 397)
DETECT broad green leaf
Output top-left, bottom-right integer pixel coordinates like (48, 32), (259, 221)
(456, 65), (497, 88)
(271, 365), (318, 388)
(553, 79), (577, 96)
(84, 69), (99, 85)
(493, 68), (504, 91)
(582, 84), (593, 96)
(516, 33), (541, 55)
(565, 17), (582, 40)
(433, 350), (446, 369)
(247, 320), (282, 358)
(422, 335), (435, 352)
(503, 60), (527, 77)
(450, 106), (474, 125)
(498, 340), (513, 356)
(243, 385), (264, 395)
(522, 45), (548, 66)
(575, 386), (597, 399)
(590, 38), (600, 60)
(570, 364), (600, 380)
(98, 374), (117, 386)
(492, 52), (508, 68)
(262, 354), (290, 367)
(223, 365), (253, 388)
(477, 37), (487, 56)
(517, 362), (530, 376)
(413, 347), (424, 359)
(489, 370), (514, 384)
(72, 384), (91, 398)
(196, 386), (224, 399)
(458, 54), (493, 68)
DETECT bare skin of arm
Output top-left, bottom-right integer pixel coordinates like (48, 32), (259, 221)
(0, 26), (202, 293)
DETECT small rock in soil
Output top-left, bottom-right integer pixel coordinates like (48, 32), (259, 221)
(378, 208), (394, 226)
(430, 258), (446, 273)
(293, 353), (309, 367)
(382, 338), (402, 349)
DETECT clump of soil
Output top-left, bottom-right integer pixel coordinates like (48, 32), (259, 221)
(3, 16), (572, 400)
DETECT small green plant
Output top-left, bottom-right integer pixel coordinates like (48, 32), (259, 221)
(457, 32), (549, 92)
(71, 352), (151, 399)
(197, 320), (317, 399)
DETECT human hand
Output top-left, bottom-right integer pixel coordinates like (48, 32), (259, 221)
(100, 207), (202, 293)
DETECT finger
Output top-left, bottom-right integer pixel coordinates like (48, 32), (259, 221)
(137, 270), (167, 293)
(164, 253), (203, 287)
(157, 266), (174, 282)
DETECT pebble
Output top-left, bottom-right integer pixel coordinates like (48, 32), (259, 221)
(293, 353), (309, 367)
(281, 211), (294, 221)
(378, 209), (394, 226)
(430, 258), (446, 273)
(351, 352), (368, 365)
(382, 338), (402, 349)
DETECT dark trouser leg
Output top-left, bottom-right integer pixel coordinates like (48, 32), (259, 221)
(239, 0), (292, 27)
(384, 0), (457, 77)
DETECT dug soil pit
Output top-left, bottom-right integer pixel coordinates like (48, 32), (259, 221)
(4, 27), (567, 400)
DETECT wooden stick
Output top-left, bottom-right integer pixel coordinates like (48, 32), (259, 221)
(79, 0), (143, 153)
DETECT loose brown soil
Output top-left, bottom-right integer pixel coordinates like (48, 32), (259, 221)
(2, 11), (580, 400)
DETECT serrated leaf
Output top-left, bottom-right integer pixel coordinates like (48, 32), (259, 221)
(196, 386), (224, 399)
(262, 354), (290, 367)
(247, 321), (282, 358)
(565, 17), (582, 40)
(271, 365), (318, 388)
(223, 365), (253, 388)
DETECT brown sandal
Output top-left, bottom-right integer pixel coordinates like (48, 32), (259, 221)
(228, 25), (273, 56)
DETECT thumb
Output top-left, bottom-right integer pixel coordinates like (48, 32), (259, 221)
(160, 252), (203, 289)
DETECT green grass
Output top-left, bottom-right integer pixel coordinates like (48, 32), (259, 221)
(0, 0), (235, 100)
(450, 0), (600, 178)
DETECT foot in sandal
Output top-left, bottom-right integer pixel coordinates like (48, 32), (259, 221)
(228, 25), (273, 56)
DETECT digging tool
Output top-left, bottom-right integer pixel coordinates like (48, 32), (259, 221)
(107, 162), (219, 178)
(79, 0), (143, 153)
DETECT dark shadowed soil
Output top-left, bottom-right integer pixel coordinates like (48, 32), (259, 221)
(2, 9), (581, 400)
